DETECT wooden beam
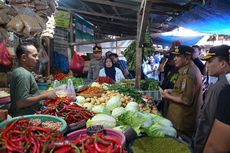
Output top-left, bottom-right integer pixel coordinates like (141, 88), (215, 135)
(71, 36), (136, 46)
(58, 7), (137, 22)
(135, 0), (152, 89)
(138, 0), (152, 46)
(81, 0), (139, 11)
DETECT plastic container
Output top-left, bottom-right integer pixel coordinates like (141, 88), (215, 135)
(37, 82), (48, 90)
(66, 128), (126, 146)
(0, 114), (67, 133)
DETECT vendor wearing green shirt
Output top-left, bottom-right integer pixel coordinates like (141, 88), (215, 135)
(9, 42), (57, 117)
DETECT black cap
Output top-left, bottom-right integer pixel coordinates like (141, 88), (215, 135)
(93, 45), (102, 52)
(171, 45), (193, 55)
(201, 45), (230, 61)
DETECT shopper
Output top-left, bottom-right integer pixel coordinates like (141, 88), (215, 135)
(161, 45), (202, 138)
(87, 45), (104, 81)
(9, 42), (57, 117)
(193, 45), (230, 153)
(109, 53), (133, 79)
(203, 83), (230, 153)
(99, 57), (125, 83)
(192, 45), (205, 75)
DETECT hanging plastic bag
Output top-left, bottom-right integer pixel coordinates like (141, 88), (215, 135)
(66, 79), (76, 102)
(0, 41), (12, 67)
(70, 51), (84, 75)
(39, 47), (49, 64)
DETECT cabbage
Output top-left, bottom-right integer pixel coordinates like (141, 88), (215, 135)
(144, 123), (165, 137)
(117, 111), (153, 134)
(113, 125), (128, 132)
(125, 102), (139, 112)
(151, 114), (173, 127)
(141, 113), (153, 128)
(92, 105), (110, 114)
(144, 123), (177, 138)
(112, 107), (126, 118)
(106, 95), (121, 111)
(83, 103), (93, 111)
(86, 114), (116, 128)
(76, 96), (85, 104)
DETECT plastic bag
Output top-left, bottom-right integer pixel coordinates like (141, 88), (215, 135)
(0, 42), (12, 67)
(70, 51), (84, 75)
(66, 79), (76, 102)
(39, 47), (49, 64)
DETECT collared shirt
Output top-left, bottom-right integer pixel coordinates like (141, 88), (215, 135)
(193, 74), (229, 153)
(167, 62), (202, 136)
(87, 58), (104, 81)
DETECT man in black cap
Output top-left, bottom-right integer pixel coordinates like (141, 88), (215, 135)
(162, 45), (202, 138)
(87, 45), (104, 81)
(193, 45), (230, 153)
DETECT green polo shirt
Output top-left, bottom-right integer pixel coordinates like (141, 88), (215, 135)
(9, 67), (41, 117)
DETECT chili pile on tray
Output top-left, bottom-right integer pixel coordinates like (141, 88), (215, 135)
(37, 97), (95, 124)
(55, 133), (127, 153)
(0, 118), (64, 153)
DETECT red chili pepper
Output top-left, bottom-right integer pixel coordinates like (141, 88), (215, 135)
(54, 145), (72, 153)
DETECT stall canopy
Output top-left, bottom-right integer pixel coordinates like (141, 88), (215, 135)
(171, 0), (230, 35)
(151, 27), (206, 46)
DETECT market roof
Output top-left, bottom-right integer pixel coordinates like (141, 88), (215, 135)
(58, 0), (201, 37)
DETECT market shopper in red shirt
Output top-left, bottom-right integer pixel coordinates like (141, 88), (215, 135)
(161, 45), (202, 138)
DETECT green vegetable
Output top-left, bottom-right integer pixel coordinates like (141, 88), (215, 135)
(60, 77), (85, 88)
(117, 111), (153, 134)
(141, 79), (160, 91)
(86, 114), (116, 128)
(125, 102), (140, 112)
(108, 85), (142, 103)
(92, 105), (111, 115)
(106, 95), (121, 111)
(82, 103), (93, 111)
(132, 137), (191, 153)
(144, 123), (177, 138)
(113, 125), (128, 132)
(112, 107), (126, 119)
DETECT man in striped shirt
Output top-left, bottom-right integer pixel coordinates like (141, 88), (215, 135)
(109, 53), (133, 79)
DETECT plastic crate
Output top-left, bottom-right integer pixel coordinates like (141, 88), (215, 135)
(0, 114), (67, 133)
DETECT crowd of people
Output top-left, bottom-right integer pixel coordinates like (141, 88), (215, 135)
(8, 40), (230, 153)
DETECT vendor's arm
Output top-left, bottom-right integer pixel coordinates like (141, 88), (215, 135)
(16, 91), (57, 108)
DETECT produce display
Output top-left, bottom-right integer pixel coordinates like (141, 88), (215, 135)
(141, 79), (160, 91)
(63, 129), (126, 153)
(37, 97), (94, 125)
(108, 85), (143, 103)
(0, 118), (64, 153)
(29, 118), (62, 130)
(60, 77), (85, 88)
(79, 86), (104, 96)
(131, 137), (191, 153)
(53, 73), (71, 80)
(96, 76), (115, 84)
(82, 90), (134, 107)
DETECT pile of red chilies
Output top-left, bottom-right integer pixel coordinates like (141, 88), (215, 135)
(54, 133), (126, 153)
(0, 119), (64, 153)
(37, 98), (95, 125)
(53, 73), (70, 80)
(96, 77), (115, 84)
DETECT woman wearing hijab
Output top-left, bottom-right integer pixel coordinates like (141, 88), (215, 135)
(99, 57), (125, 83)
